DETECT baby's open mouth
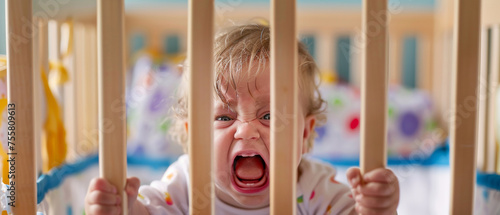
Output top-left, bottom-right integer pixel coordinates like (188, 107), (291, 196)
(231, 153), (269, 194)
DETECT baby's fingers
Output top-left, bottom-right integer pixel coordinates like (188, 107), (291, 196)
(125, 177), (141, 210)
(358, 182), (397, 197)
(346, 167), (362, 187)
(355, 194), (398, 209)
(88, 178), (117, 194)
(355, 204), (397, 215)
(126, 177), (141, 197)
(87, 204), (122, 215)
(363, 168), (397, 184)
(87, 190), (121, 206)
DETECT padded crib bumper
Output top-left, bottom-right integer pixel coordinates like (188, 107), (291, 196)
(477, 172), (500, 191)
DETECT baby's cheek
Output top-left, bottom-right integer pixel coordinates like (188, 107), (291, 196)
(213, 166), (231, 184)
(213, 154), (232, 193)
(213, 129), (233, 154)
(260, 127), (271, 148)
(213, 128), (235, 178)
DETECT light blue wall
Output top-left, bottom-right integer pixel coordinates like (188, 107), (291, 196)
(0, 0), (5, 55)
(336, 36), (351, 83)
(164, 34), (180, 55)
(301, 35), (316, 61)
(402, 36), (418, 89)
(130, 32), (146, 54)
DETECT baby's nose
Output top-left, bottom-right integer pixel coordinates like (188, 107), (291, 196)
(234, 120), (260, 140)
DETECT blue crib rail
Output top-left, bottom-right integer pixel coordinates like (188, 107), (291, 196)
(36, 154), (176, 204)
(477, 172), (500, 191)
(322, 142), (450, 167)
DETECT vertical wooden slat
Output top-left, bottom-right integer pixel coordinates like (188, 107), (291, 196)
(270, 0), (298, 214)
(449, 0), (481, 214)
(478, 26), (500, 173)
(187, 0), (214, 214)
(419, 33), (434, 93)
(63, 21), (77, 162)
(97, 0), (127, 213)
(6, 0), (36, 213)
(351, 34), (362, 88)
(39, 18), (49, 175)
(32, 19), (39, 116)
(73, 23), (86, 161)
(47, 20), (63, 104)
(389, 33), (401, 86)
(83, 24), (99, 156)
(360, 0), (388, 174)
(318, 33), (334, 80)
(48, 20), (60, 68)
(39, 18), (68, 215)
(431, 27), (446, 132)
(35, 18), (46, 177)
(74, 23), (99, 158)
(488, 26), (499, 173)
(477, 28), (489, 172)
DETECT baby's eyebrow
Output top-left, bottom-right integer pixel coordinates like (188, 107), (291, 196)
(255, 96), (270, 107)
(223, 99), (237, 108)
(215, 101), (236, 113)
(216, 95), (270, 111)
(226, 96), (269, 107)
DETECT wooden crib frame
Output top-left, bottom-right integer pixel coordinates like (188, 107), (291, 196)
(5, 0), (497, 214)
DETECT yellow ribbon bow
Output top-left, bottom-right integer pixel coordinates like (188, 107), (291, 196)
(41, 68), (67, 173)
(0, 56), (6, 79)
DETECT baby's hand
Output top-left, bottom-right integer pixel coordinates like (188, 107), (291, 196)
(85, 177), (141, 215)
(346, 168), (399, 215)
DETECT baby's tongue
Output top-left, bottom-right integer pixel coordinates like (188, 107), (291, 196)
(235, 156), (264, 180)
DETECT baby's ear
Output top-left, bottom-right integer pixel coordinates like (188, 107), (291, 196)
(302, 115), (316, 154)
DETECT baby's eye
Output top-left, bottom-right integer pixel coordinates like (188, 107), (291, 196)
(216, 116), (233, 121)
(261, 113), (270, 120)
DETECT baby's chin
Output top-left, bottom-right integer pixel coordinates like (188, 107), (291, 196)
(227, 189), (270, 209)
(215, 182), (270, 209)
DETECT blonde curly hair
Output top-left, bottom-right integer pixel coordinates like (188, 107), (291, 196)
(170, 23), (326, 152)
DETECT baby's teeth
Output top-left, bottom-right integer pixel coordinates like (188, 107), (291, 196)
(240, 153), (257, 157)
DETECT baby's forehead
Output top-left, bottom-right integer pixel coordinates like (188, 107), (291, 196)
(218, 67), (270, 91)
(214, 88), (270, 109)
(214, 62), (271, 108)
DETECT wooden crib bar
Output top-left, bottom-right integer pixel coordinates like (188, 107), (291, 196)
(477, 13), (500, 174)
(360, 0), (388, 174)
(477, 27), (489, 172)
(449, 0), (481, 214)
(97, 0), (128, 213)
(6, 0), (36, 214)
(37, 18), (48, 189)
(489, 26), (500, 174)
(270, 0), (298, 214)
(484, 26), (500, 173)
(187, 0), (215, 214)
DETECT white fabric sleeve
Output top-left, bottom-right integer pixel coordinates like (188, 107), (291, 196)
(297, 157), (356, 215)
(137, 155), (190, 215)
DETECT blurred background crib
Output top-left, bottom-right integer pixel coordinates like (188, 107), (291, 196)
(0, 0), (499, 214)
